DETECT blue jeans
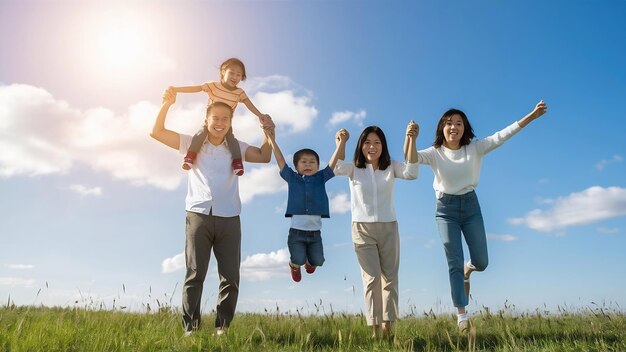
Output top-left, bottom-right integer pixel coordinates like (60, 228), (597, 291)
(287, 228), (325, 266)
(435, 191), (488, 308)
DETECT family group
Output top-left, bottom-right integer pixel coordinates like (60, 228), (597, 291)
(150, 57), (548, 337)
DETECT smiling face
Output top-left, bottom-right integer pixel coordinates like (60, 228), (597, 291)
(443, 114), (465, 148)
(295, 153), (319, 176)
(361, 132), (383, 165)
(205, 103), (233, 144)
(221, 64), (244, 89)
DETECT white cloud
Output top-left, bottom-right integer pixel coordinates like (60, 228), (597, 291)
(69, 184), (103, 197)
(595, 155), (623, 171)
(234, 76), (318, 144)
(239, 165), (286, 204)
(327, 110), (366, 128)
(330, 192), (351, 214)
(509, 186), (626, 233)
(161, 252), (185, 273)
(240, 248), (290, 282)
(0, 277), (36, 287)
(487, 233), (518, 242)
(0, 81), (318, 192)
(6, 264), (34, 269)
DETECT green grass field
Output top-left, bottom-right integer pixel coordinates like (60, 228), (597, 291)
(1, 303), (624, 351)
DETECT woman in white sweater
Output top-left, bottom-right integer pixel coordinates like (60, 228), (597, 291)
(416, 100), (548, 331)
(333, 121), (419, 337)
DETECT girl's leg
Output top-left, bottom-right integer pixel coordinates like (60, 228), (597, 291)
(183, 127), (208, 170)
(435, 196), (468, 308)
(225, 127), (243, 175)
(462, 193), (489, 273)
(352, 222), (383, 327)
(378, 222), (400, 324)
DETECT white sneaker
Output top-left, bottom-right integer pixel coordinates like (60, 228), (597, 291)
(458, 319), (469, 332)
(215, 327), (227, 336)
(183, 330), (193, 337)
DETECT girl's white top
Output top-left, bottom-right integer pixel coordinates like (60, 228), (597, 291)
(334, 159), (418, 222)
(417, 122), (521, 199)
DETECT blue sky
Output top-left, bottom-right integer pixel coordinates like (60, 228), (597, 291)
(1, 0), (625, 316)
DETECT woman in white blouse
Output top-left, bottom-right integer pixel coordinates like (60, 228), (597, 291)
(333, 122), (419, 337)
(416, 100), (547, 331)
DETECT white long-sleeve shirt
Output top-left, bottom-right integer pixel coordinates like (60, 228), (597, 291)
(334, 159), (418, 222)
(417, 122), (522, 199)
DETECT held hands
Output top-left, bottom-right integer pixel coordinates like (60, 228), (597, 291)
(531, 100), (548, 119)
(259, 114), (272, 129)
(406, 120), (419, 139)
(163, 87), (177, 105)
(201, 83), (210, 92)
(336, 128), (349, 146)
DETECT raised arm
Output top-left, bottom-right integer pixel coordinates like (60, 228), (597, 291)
(243, 117), (274, 163)
(517, 100), (548, 128)
(404, 120), (419, 163)
(150, 88), (180, 150)
(329, 128), (349, 169)
(242, 98), (271, 125)
(264, 125), (286, 170)
(170, 85), (204, 94)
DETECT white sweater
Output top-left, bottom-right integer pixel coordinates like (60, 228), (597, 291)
(334, 159), (418, 222)
(417, 122), (522, 199)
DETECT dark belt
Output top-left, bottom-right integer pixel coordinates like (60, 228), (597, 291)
(289, 228), (321, 237)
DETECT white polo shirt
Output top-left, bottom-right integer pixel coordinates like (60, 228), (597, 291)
(179, 134), (249, 217)
(334, 159), (418, 223)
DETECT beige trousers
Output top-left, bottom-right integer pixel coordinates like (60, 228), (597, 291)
(352, 221), (400, 326)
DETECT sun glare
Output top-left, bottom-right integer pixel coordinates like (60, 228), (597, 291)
(79, 9), (166, 80)
(96, 23), (144, 70)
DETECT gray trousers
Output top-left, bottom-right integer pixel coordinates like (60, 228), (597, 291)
(182, 211), (241, 331)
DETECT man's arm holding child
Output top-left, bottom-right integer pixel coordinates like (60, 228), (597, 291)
(150, 88), (180, 150)
(244, 118), (275, 163)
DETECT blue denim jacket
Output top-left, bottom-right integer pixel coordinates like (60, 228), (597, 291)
(280, 165), (334, 218)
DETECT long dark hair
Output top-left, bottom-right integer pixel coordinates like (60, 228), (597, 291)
(433, 109), (475, 148)
(353, 126), (391, 170)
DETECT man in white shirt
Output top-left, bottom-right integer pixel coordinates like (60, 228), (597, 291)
(150, 87), (273, 336)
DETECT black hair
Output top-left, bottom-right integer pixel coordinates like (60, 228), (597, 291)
(293, 148), (320, 166)
(353, 126), (391, 170)
(433, 109), (475, 148)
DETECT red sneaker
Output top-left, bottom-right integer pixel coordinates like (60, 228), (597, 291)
(182, 152), (197, 171)
(289, 263), (301, 282)
(304, 262), (316, 274)
(232, 158), (244, 176)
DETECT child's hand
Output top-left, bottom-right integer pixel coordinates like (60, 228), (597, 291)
(531, 100), (548, 119)
(262, 115), (275, 130)
(259, 114), (271, 127)
(163, 87), (177, 105)
(264, 126), (276, 141)
(336, 128), (349, 145)
(406, 120), (419, 139)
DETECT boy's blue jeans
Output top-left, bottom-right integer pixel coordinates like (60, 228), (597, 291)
(435, 190), (489, 308)
(288, 228), (325, 267)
